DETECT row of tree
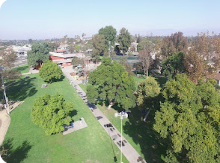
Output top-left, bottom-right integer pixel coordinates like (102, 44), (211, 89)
(92, 26), (132, 62)
(136, 31), (220, 83)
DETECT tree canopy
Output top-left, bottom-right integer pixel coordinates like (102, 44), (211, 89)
(71, 57), (84, 67)
(0, 49), (20, 86)
(160, 32), (188, 60)
(154, 74), (220, 162)
(92, 34), (105, 62)
(161, 52), (185, 80)
(27, 42), (50, 67)
(39, 61), (62, 83)
(31, 94), (74, 135)
(117, 28), (132, 53)
(87, 57), (136, 110)
(137, 76), (161, 109)
(99, 25), (117, 51)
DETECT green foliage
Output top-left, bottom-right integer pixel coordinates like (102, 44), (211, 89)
(118, 28), (132, 53)
(74, 45), (80, 52)
(31, 93), (74, 135)
(154, 74), (220, 162)
(137, 38), (154, 52)
(99, 25), (117, 51)
(39, 61), (62, 83)
(137, 77), (161, 109)
(92, 34), (105, 62)
(87, 57), (136, 110)
(161, 52), (185, 80)
(86, 85), (98, 103)
(47, 43), (56, 51)
(72, 57), (84, 66)
(27, 42), (50, 67)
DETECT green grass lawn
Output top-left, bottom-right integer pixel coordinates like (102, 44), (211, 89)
(2, 74), (128, 163)
(14, 64), (30, 73)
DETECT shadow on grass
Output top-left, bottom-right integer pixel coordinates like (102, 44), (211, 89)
(1, 138), (32, 163)
(4, 77), (37, 101)
(123, 107), (166, 163)
(97, 100), (166, 162)
(69, 109), (78, 117)
(52, 75), (65, 83)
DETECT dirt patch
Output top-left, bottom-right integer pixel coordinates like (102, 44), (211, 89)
(0, 119), (2, 127)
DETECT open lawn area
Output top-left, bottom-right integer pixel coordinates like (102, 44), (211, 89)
(13, 64), (30, 73)
(2, 74), (128, 163)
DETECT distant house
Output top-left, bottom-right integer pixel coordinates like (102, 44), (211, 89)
(49, 52), (92, 67)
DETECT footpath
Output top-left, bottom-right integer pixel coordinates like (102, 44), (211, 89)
(62, 67), (146, 163)
(0, 110), (11, 146)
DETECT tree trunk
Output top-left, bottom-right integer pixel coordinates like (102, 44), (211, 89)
(107, 102), (115, 110)
(143, 108), (151, 122)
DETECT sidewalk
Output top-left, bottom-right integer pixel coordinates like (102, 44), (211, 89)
(62, 68), (146, 163)
(0, 109), (11, 146)
(22, 68), (39, 75)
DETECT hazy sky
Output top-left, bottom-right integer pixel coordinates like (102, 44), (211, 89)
(0, 0), (220, 40)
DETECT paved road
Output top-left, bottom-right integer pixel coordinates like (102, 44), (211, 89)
(62, 67), (146, 163)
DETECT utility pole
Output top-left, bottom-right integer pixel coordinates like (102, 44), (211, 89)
(0, 67), (9, 114)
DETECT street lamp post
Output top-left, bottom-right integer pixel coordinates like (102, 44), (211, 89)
(115, 111), (128, 163)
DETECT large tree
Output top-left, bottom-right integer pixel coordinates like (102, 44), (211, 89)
(160, 32), (188, 60)
(185, 32), (220, 83)
(92, 34), (105, 63)
(154, 74), (220, 162)
(138, 49), (153, 76)
(99, 25), (117, 51)
(39, 61), (62, 83)
(31, 94), (74, 135)
(161, 51), (185, 80)
(27, 42), (50, 67)
(0, 49), (20, 83)
(87, 57), (136, 110)
(118, 28), (132, 53)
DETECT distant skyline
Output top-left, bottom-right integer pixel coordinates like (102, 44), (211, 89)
(0, 0), (220, 40)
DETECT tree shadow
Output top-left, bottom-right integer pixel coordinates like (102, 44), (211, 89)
(52, 75), (65, 83)
(2, 76), (38, 101)
(1, 138), (32, 163)
(123, 106), (166, 163)
(155, 77), (167, 88)
(69, 109), (78, 117)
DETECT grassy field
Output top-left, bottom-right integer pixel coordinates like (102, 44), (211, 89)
(2, 74), (128, 163)
(133, 76), (146, 89)
(79, 75), (167, 163)
(14, 64), (30, 73)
